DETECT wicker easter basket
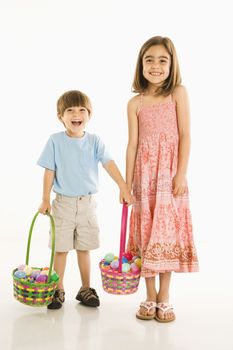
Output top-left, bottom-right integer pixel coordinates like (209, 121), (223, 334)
(99, 204), (141, 295)
(12, 212), (59, 306)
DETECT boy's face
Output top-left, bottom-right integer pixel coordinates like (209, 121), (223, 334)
(60, 106), (90, 137)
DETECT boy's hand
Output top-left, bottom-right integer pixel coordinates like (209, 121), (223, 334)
(38, 200), (51, 215)
(120, 185), (134, 206)
(172, 173), (187, 197)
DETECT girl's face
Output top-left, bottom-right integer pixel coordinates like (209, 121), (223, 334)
(61, 106), (90, 137)
(142, 44), (171, 87)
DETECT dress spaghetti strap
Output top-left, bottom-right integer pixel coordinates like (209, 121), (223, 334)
(136, 93), (143, 115)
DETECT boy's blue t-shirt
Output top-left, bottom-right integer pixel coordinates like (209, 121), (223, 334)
(37, 131), (113, 196)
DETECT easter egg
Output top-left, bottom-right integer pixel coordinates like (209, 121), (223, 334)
(41, 269), (49, 275)
(123, 252), (133, 261)
(134, 258), (142, 268)
(122, 263), (131, 272)
(110, 260), (119, 269)
(14, 270), (27, 279)
(31, 270), (41, 279)
(132, 255), (138, 261)
(35, 274), (48, 283)
(23, 266), (33, 276)
(51, 272), (59, 282)
(130, 262), (140, 273)
(104, 253), (115, 263)
(17, 264), (26, 270)
(122, 256), (128, 263)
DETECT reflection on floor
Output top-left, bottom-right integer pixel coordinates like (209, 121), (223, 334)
(2, 240), (233, 350)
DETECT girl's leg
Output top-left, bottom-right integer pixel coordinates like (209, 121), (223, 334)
(139, 277), (157, 316)
(157, 272), (175, 320)
(76, 250), (90, 288)
(54, 251), (68, 291)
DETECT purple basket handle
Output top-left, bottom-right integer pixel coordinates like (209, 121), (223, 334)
(118, 203), (128, 273)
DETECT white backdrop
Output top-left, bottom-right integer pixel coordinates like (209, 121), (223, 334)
(0, 0), (233, 294)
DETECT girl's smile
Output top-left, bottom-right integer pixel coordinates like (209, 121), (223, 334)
(142, 44), (171, 86)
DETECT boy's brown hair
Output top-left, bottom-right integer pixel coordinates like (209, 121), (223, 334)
(57, 90), (92, 120)
(132, 36), (182, 96)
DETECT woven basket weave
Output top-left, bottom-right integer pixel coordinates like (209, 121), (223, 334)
(12, 212), (59, 306)
(99, 204), (140, 295)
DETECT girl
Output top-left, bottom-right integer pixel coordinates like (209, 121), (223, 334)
(125, 36), (199, 322)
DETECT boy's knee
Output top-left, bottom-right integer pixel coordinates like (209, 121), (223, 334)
(55, 251), (68, 256)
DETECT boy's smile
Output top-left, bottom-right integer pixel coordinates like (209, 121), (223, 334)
(61, 106), (90, 138)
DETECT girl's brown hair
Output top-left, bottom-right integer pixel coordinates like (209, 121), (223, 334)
(132, 36), (181, 96)
(57, 90), (92, 120)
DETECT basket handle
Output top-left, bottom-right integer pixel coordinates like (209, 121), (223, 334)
(25, 211), (55, 283)
(118, 203), (128, 273)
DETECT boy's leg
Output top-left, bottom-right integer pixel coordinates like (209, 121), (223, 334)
(75, 249), (99, 307)
(76, 250), (90, 287)
(54, 251), (68, 290)
(157, 272), (175, 321)
(47, 252), (67, 310)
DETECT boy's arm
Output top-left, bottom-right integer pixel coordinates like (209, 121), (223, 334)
(38, 168), (55, 214)
(103, 160), (133, 205)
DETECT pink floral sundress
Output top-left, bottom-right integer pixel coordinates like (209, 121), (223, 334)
(127, 95), (199, 277)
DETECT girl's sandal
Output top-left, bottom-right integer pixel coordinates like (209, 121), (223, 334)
(154, 302), (176, 323)
(136, 301), (157, 320)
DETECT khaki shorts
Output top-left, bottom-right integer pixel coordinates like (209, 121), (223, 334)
(49, 194), (100, 252)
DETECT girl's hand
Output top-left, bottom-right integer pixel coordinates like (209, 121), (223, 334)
(119, 185), (134, 206)
(172, 173), (187, 197)
(38, 200), (51, 214)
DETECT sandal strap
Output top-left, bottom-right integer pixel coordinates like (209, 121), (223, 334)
(156, 302), (173, 313)
(140, 301), (157, 311)
(53, 289), (65, 303)
(79, 287), (98, 301)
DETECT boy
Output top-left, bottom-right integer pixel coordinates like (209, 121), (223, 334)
(38, 90), (133, 309)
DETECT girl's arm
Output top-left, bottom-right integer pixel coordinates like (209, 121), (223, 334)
(173, 85), (191, 196)
(38, 168), (55, 214)
(126, 97), (139, 192)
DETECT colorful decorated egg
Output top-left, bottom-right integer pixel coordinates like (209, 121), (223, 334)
(110, 260), (119, 269)
(17, 264), (26, 271)
(134, 258), (142, 268)
(123, 252), (133, 261)
(23, 265), (33, 276)
(31, 270), (41, 279)
(35, 274), (48, 283)
(122, 263), (131, 272)
(14, 270), (27, 279)
(122, 256), (129, 263)
(51, 272), (59, 282)
(130, 262), (140, 273)
(104, 253), (115, 263)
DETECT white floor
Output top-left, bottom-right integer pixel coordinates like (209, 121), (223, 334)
(2, 238), (233, 350)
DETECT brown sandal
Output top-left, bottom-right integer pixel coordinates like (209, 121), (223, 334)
(47, 289), (65, 310)
(76, 287), (100, 307)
